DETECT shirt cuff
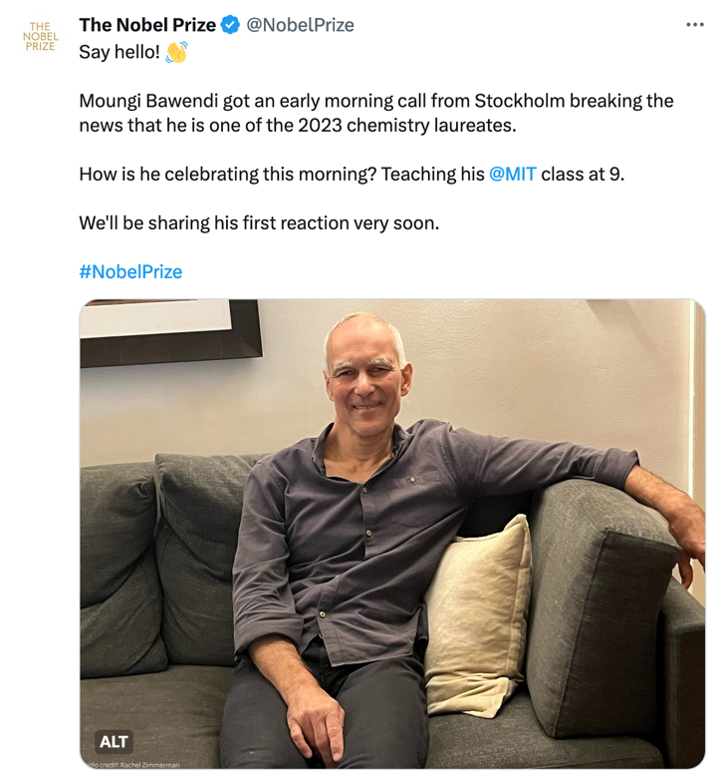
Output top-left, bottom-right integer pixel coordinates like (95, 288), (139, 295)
(234, 616), (304, 659)
(594, 448), (640, 490)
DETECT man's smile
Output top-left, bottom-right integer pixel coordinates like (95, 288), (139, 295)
(352, 403), (381, 410)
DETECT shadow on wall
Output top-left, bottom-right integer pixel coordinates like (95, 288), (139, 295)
(586, 300), (661, 357)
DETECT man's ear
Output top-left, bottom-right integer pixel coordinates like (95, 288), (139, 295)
(401, 363), (413, 396)
(323, 369), (333, 400)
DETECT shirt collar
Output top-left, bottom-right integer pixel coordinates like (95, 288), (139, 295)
(312, 422), (408, 475)
(311, 423), (334, 473)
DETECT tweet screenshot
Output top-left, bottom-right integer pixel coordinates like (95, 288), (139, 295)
(10, 0), (719, 774)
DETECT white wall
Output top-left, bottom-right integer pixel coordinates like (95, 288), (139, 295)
(80, 299), (693, 495)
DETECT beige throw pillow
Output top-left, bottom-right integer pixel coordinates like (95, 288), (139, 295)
(424, 514), (532, 718)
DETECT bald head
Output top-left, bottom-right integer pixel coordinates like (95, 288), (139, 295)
(323, 313), (407, 370)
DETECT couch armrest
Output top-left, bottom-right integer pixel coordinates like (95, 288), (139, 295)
(525, 480), (680, 738)
(657, 578), (705, 768)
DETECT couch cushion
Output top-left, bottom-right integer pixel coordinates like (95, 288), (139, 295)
(427, 690), (663, 768)
(81, 665), (234, 768)
(526, 480), (680, 738)
(154, 454), (266, 666)
(424, 515), (531, 718)
(81, 463), (167, 678)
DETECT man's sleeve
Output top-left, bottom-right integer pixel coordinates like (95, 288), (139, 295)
(231, 461), (303, 657)
(439, 425), (639, 499)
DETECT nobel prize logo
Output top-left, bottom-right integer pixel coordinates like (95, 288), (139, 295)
(95, 730), (134, 754)
(24, 21), (59, 51)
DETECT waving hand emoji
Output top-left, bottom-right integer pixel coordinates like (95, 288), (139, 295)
(167, 42), (187, 63)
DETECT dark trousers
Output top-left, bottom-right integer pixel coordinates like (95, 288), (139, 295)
(220, 638), (429, 768)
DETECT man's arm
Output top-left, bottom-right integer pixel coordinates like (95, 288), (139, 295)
(624, 465), (705, 588)
(249, 635), (345, 768)
(232, 464), (303, 654)
(440, 426), (640, 500)
(233, 464), (346, 767)
(439, 426), (705, 587)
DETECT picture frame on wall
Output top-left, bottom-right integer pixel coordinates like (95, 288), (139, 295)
(80, 299), (262, 368)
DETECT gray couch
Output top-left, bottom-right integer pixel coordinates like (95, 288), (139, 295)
(80, 454), (705, 768)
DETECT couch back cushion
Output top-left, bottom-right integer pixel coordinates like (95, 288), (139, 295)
(154, 453), (265, 665)
(81, 463), (167, 678)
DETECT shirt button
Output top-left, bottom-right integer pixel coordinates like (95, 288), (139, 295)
(319, 611), (326, 618)
(410, 477), (416, 483)
(362, 487), (368, 493)
(366, 529), (373, 537)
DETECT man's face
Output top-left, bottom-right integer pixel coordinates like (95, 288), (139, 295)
(324, 318), (412, 441)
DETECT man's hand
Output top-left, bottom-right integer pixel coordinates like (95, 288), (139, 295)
(661, 494), (705, 589)
(624, 465), (705, 588)
(249, 634), (345, 767)
(286, 684), (345, 768)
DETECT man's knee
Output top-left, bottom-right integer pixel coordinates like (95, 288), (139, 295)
(336, 737), (428, 769)
(221, 742), (309, 769)
(220, 709), (309, 769)
(335, 656), (429, 768)
(220, 658), (308, 769)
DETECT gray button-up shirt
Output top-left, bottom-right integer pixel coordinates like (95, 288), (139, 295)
(232, 419), (638, 666)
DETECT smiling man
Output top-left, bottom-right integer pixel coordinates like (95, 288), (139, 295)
(220, 312), (705, 769)
(321, 315), (413, 482)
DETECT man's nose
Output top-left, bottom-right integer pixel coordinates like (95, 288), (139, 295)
(354, 371), (374, 395)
